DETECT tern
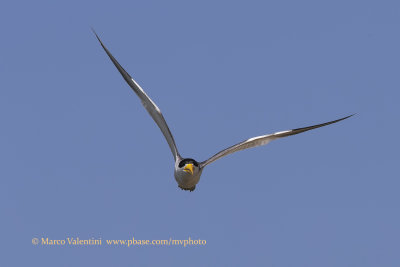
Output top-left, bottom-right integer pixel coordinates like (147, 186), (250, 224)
(93, 31), (353, 192)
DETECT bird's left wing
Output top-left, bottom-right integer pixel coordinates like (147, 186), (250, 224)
(200, 114), (353, 168)
(93, 30), (181, 161)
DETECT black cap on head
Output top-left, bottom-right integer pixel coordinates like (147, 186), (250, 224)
(178, 158), (199, 168)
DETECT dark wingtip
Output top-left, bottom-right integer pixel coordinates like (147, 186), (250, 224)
(330, 113), (355, 125)
(344, 113), (356, 120)
(335, 114), (355, 122)
(91, 27), (105, 46)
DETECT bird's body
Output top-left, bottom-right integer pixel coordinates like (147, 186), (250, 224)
(174, 158), (202, 191)
(93, 30), (353, 192)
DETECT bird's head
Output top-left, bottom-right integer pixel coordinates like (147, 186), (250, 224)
(178, 158), (200, 175)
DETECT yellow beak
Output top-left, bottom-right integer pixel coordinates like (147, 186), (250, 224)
(183, 163), (194, 175)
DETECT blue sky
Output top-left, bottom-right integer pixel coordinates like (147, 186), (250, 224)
(1, 0), (399, 266)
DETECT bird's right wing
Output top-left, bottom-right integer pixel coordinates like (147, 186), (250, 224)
(200, 115), (353, 168)
(93, 30), (180, 161)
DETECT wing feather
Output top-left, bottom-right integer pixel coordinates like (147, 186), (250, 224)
(200, 114), (353, 168)
(93, 30), (180, 161)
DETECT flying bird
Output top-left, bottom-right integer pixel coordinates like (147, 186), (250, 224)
(93, 30), (353, 192)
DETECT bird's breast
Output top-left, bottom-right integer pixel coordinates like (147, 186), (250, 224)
(174, 169), (201, 189)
